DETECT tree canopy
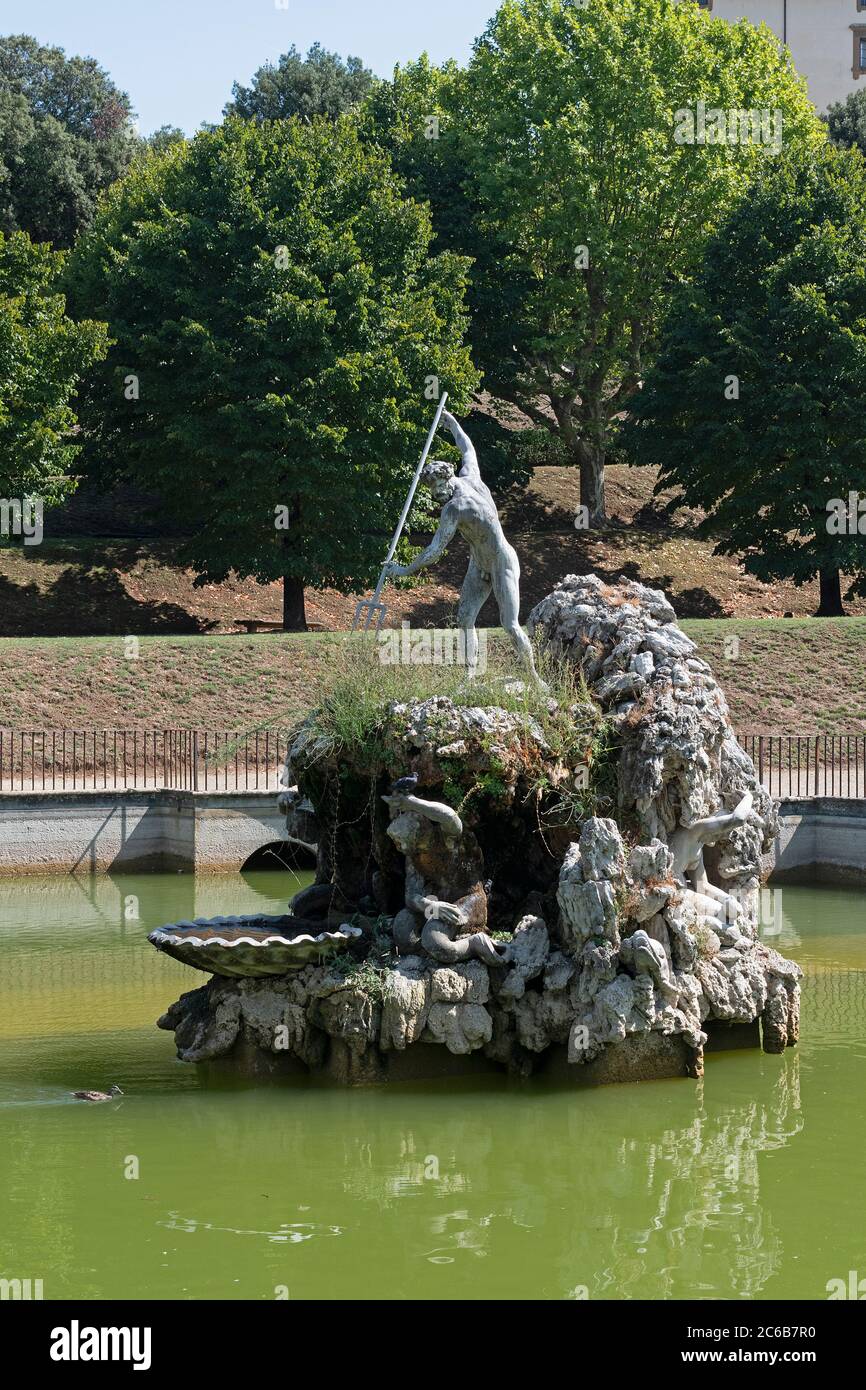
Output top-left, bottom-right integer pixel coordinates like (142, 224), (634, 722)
(64, 117), (478, 628)
(143, 125), (186, 156)
(620, 145), (866, 616)
(363, 0), (824, 523)
(0, 33), (137, 247)
(225, 44), (375, 123)
(0, 229), (107, 504)
(826, 88), (866, 160)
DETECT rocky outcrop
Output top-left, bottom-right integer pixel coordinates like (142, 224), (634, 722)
(528, 574), (776, 879)
(426, 961), (493, 1054)
(158, 972), (326, 1069)
(156, 575), (801, 1086)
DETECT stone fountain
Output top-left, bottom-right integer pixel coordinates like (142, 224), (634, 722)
(151, 573), (800, 1086)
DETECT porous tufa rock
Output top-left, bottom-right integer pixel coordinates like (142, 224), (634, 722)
(578, 817), (626, 882)
(309, 971), (381, 1054)
(626, 841), (676, 922)
(431, 959), (490, 1004)
(379, 956), (430, 1051)
(556, 825), (623, 954)
(424, 963), (493, 1052)
(425, 1001), (493, 1054)
(155, 575), (801, 1084)
(528, 574), (776, 858)
(158, 972), (326, 1068)
(499, 915), (550, 999)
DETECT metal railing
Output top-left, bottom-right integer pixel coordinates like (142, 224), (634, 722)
(0, 729), (291, 794)
(0, 728), (864, 799)
(739, 734), (866, 801)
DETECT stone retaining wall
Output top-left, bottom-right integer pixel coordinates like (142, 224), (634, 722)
(2, 789), (864, 882)
(770, 798), (866, 885)
(0, 790), (288, 875)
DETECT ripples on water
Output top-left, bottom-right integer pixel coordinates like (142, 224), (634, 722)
(0, 872), (864, 1300)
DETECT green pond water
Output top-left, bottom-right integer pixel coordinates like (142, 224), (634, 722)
(1, 870), (864, 1302)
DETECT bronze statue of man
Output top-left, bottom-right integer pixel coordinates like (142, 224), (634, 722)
(383, 410), (544, 687)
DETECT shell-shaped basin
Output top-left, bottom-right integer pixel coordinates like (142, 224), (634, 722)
(148, 914), (363, 978)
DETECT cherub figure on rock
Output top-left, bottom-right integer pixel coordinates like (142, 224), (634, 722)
(383, 778), (506, 968)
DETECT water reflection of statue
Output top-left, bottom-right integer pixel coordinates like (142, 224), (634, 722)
(383, 783), (505, 968)
(555, 1055), (803, 1301)
(382, 410), (544, 687)
(669, 792), (753, 932)
(152, 1029), (804, 1300)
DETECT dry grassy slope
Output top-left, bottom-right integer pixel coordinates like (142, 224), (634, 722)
(1, 465), (863, 639)
(1, 461), (863, 734)
(0, 619), (863, 735)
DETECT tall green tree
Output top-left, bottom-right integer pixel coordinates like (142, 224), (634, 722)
(143, 125), (186, 156)
(225, 44), (374, 123)
(0, 34), (137, 247)
(65, 117), (478, 629)
(826, 88), (866, 159)
(620, 146), (866, 617)
(0, 229), (107, 504)
(365, 0), (823, 524)
(359, 56), (545, 493)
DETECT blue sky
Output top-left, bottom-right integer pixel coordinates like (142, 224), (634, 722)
(2, 0), (499, 135)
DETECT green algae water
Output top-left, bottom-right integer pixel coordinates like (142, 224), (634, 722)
(1, 871), (865, 1302)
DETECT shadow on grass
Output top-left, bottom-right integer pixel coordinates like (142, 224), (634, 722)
(0, 542), (213, 636)
(396, 526), (727, 626)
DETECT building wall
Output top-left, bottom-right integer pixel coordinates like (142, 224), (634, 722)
(701, 1), (866, 113)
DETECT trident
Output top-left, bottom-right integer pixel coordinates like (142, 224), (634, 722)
(352, 393), (449, 633)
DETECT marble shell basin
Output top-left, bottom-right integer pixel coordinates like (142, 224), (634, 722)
(148, 915), (363, 978)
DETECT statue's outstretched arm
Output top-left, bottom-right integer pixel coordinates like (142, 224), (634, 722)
(383, 791), (463, 838)
(689, 791), (754, 842)
(384, 508), (458, 578)
(400, 794), (463, 836)
(442, 410), (480, 480)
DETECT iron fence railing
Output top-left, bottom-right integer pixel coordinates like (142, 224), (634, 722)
(0, 729), (864, 799)
(738, 734), (866, 801)
(0, 728), (291, 793)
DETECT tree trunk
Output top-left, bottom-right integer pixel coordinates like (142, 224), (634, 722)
(282, 575), (307, 631)
(578, 439), (606, 528)
(816, 567), (845, 617)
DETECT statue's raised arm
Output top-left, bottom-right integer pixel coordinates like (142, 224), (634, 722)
(441, 409), (480, 480)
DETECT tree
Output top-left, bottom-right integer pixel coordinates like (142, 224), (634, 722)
(0, 34), (137, 247)
(144, 125), (186, 156)
(359, 57), (543, 494)
(365, 0), (823, 524)
(65, 117), (478, 629)
(0, 229), (107, 505)
(225, 44), (375, 123)
(826, 88), (866, 159)
(620, 145), (866, 617)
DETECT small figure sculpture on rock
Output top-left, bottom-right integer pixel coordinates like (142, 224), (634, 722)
(619, 929), (680, 1006)
(669, 792), (753, 935)
(382, 409), (545, 687)
(383, 778), (506, 968)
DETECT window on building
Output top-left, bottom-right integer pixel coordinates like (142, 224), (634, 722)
(854, 27), (866, 78)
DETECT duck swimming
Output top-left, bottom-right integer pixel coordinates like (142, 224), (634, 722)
(72, 1085), (124, 1102)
